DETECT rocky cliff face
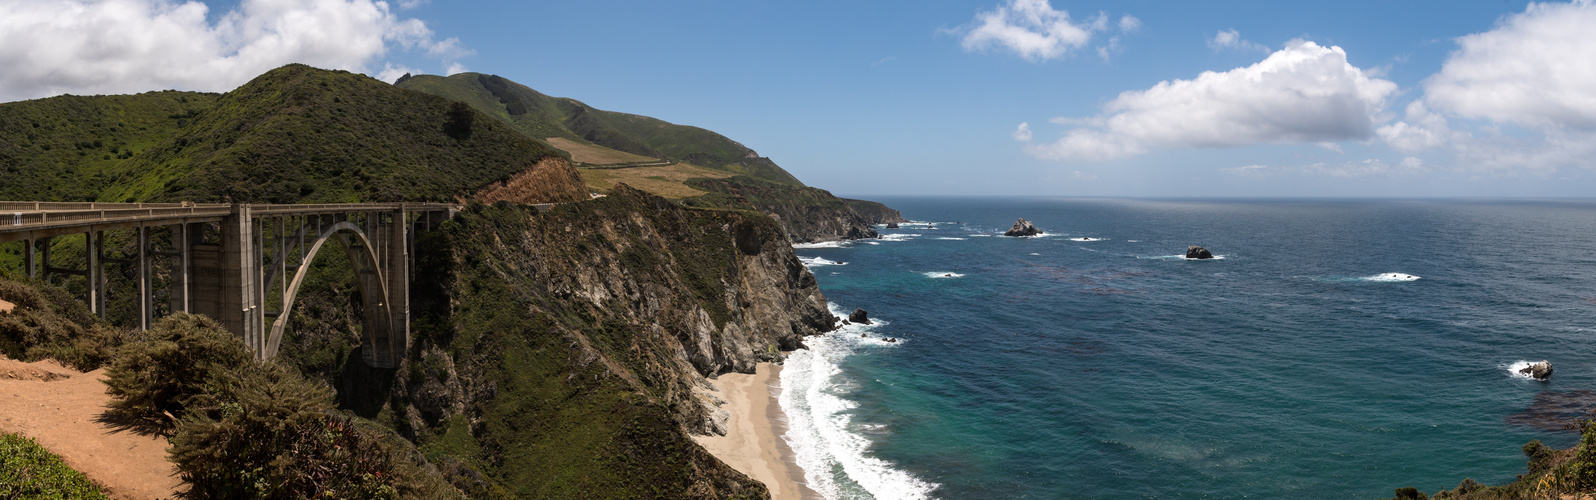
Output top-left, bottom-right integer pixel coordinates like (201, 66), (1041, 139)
(685, 176), (906, 243)
(374, 184), (835, 497)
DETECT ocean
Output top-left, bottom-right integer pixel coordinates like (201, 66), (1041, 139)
(779, 197), (1596, 499)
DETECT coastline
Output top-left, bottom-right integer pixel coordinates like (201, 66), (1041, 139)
(694, 361), (819, 500)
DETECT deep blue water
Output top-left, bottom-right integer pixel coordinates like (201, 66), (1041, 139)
(778, 198), (1596, 499)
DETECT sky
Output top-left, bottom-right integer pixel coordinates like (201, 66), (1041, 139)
(3, 0), (1596, 198)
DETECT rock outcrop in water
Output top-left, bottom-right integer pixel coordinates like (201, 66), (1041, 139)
(1004, 218), (1042, 237)
(886, 222), (899, 229)
(1186, 246), (1214, 259)
(849, 308), (871, 324)
(1520, 360), (1554, 380)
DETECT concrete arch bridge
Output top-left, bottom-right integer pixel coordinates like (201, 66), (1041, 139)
(0, 202), (459, 368)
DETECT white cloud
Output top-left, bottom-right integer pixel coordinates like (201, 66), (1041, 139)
(1424, 0), (1596, 130)
(1022, 40), (1397, 160)
(1118, 15), (1141, 33)
(955, 0), (1122, 61)
(1377, 101), (1452, 153)
(1208, 29), (1268, 52)
(1373, 0), (1596, 173)
(0, 0), (468, 101)
(1012, 122), (1033, 141)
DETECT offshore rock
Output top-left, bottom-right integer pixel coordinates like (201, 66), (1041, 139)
(1186, 246), (1214, 259)
(849, 308), (871, 325)
(1521, 360), (1554, 380)
(1004, 218), (1042, 237)
(886, 222), (899, 229)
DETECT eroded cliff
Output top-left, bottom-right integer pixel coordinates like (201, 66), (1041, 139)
(376, 184), (834, 497)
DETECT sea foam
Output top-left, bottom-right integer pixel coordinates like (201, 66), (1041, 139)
(923, 272), (965, 278)
(800, 257), (848, 267)
(1363, 272), (1420, 282)
(794, 241), (851, 249)
(780, 304), (937, 499)
(1505, 361), (1539, 380)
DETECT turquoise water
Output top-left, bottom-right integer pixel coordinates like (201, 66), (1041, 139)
(779, 198), (1596, 499)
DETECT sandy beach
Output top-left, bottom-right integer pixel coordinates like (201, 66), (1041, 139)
(694, 362), (819, 500)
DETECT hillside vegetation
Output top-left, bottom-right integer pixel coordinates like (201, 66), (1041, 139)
(0, 90), (219, 201)
(0, 64), (587, 205)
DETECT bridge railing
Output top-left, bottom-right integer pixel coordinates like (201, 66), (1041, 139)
(1, 202), (460, 231)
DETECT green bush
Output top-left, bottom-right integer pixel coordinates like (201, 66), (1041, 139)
(102, 313), (253, 433)
(0, 273), (126, 371)
(0, 432), (108, 499)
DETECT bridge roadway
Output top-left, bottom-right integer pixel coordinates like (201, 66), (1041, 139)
(0, 201), (460, 368)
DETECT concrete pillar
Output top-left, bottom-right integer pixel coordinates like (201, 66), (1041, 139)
(22, 238), (35, 280)
(41, 237), (51, 284)
(94, 230), (106, 319)
(383, 207), (409, 368)
(217, 204), (263, 357)
(138, 226), (150, 330)
(169, 223), (190, 314)
(85, 231), (99, 317)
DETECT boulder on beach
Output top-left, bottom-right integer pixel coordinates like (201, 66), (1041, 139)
(1520, 360), (1554, 380)
(1004, 218), (1042, 237)
(849, 308), (871, 324)
(1186, 246), (1214, 259)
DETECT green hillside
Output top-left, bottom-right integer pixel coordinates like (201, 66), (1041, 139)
(396, 73), (803, 185)
(0, 91), (219, 201)
(102, 65), (577, 204)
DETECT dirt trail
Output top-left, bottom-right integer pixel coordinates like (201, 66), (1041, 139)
(0, 354), (183, 499)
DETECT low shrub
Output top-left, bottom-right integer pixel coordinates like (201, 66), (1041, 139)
(0, 432), (108, 499)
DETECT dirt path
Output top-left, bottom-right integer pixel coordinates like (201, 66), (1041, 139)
(0, 354), (183, 499)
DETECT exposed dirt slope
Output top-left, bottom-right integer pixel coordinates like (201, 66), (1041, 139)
(0, 354), (182, 499)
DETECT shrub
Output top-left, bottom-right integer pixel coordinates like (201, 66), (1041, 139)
(170, 362), (456, 499)
(0, 273), (125, 371)
(0, 432), (108, 499)
(103, 313), (253, 433)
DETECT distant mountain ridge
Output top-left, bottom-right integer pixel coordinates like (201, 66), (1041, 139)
(397, 73), (803, 186)
(396, 72), (905, 241)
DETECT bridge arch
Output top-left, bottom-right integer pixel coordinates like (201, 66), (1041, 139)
(264, 221), (392, 363)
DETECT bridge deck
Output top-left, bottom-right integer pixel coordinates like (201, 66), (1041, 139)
(0, 202), (460, 243)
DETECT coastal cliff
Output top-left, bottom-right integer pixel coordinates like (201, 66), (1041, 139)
(686, 176), (906, 243)
(373, 184), (835, 496)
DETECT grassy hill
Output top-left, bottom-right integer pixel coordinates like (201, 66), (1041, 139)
(102, 65), (582, 204)
(396, 73), (803, 185)
(0, 91), (219, 201)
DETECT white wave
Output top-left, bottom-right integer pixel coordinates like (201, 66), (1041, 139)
(801, 257), (848, 267)
(879, 233), (920, 242)
(1138, 254), (1228, 261)
(794, 241), (851, 249)
(934, 237), (966, 241)
(780, 305), (936, 500)
(1127, 240), (1141, 243)
(1363, 272), (1420, 282)
(895, 221), (953, 228)
(1504, 360), (1545, 380)
(1070, 237), (1106, 242)
(1029, 253), (1041, 256)
(923, 272), (964, 278)
(864, 241), (880, 245)
(968, 234), (993, 237)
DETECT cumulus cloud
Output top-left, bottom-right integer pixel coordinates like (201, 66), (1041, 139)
(1022, 40), (1397, 160)
(954, 0), (1133, 61)
(1424, 0), (1596, 130)
(0, 0), (468, 101)
(1208, 29), (1268, 52)
(1372, 0), (1596, 172)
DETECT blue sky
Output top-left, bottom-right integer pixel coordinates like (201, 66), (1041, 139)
(4, 0), (1595, 197)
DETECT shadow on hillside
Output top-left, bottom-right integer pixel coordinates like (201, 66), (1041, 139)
(94, 407), (173, 438)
